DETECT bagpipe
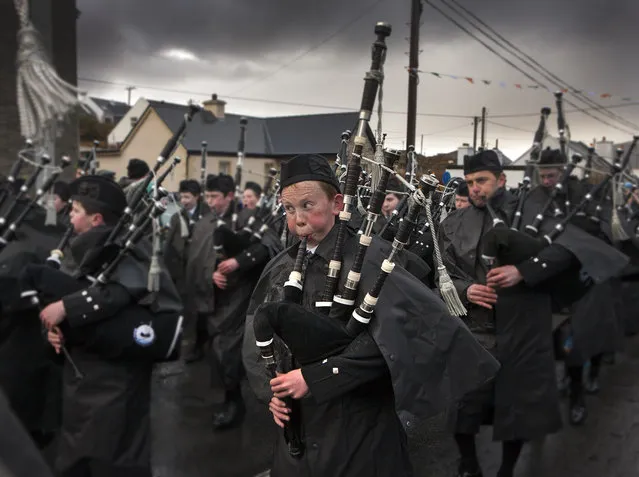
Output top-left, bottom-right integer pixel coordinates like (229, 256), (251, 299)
(510, 107), (551, 230)
(19, 194), (182, 365)
(234, 167), (280, 248)
(212, 118), (250, 261)
(0, 155), (71, 251)
(254, 21), (393, 459)
(17, 105), (201, 366)
(480, 119), (639, 275)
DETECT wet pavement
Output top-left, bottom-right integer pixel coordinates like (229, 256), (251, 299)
(151, 334), (639, 477)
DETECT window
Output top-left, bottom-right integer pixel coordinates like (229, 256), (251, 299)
(219, 161), (231, 175)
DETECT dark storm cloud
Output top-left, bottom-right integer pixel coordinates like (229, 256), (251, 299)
(77, 0), (639, 62)
(76, 0), (639, 157)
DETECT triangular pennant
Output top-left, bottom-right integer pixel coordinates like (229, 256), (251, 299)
(431, 72), (441, 78)
(482, 80), (491, 85)
(465, 77), (474, 84)
(515, 84), (522, 89)
(600, 93), (612, 98)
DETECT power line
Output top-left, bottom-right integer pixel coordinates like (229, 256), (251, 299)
(79, 76), (474, 118)
(424, 0), (636, 136)
(79, 76), (639, 123)
(491, 102), (639, 119)
(444, 0), (639, 131)
(228, 0), (389, 96)
(486, 120), (531, 133)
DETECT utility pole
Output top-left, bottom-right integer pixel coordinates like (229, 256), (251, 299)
(495, 138), (499, 150)
(405, 0), (422, 182)
(480, 106), (487, 149)
(420, 134), (424, 155)
(126, 86), (136, 106)
(472, 116), (479, 152)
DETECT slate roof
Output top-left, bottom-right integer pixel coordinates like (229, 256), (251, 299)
(91, 97), (130, 119)
(147, 100), (358, 156)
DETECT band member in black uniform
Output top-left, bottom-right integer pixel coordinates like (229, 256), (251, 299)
(454, 181), (470, 210)
(164, 179), (206, 362)
(39, 175), (178, 477)
(123, 158), (150, 206)
(534, 148), (622, 424)
(439, 150), (579, 477)
(242, 181), (262, 211)
(185, 174), (275, 429)
(53, 181), (70, 215)
(243, 154), (499, 477)
(236, 181), (262, 230)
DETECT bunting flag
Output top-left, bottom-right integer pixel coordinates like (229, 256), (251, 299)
(415, 69), (636, 102)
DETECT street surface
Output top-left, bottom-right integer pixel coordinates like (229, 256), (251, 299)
(152, 335), (639, 477)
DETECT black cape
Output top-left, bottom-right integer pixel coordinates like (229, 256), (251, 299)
(244, 226), (500, 422)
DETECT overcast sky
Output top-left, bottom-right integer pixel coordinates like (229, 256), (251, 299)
(76, 0), (639, 160)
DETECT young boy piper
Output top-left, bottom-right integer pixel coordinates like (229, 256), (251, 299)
(40, 175), (181, 477)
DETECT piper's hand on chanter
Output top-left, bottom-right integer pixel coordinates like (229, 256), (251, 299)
(40, 300), (66, 330)
(212, 270), (228, 289)
(217, 258), (239, 275)
(270, 369), (309, 400)
(486, 265), (523, 289)
(47, 326), (64, 354)
(269, 396), (290, 429)
(466, 284), (498, 310)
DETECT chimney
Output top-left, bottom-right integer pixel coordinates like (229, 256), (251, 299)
(457, 144), (474, 166)
(595, 136), (614, 162)
(202, 93), (226, 118)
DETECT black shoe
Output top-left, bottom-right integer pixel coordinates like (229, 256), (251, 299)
(569, 391), (587, 426)
(184, 348), (204, 364)
(212, 400), (246, 430)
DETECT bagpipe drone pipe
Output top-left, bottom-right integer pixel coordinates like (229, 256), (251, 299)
(210, 118), (251, 262)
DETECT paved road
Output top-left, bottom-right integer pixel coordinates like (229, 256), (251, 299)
(152, 335), (639, 477)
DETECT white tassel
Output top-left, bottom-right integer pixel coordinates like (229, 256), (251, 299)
(371, 143), (385, 194)
(438, 266), (467, 317)
(147, 218), (162, 292)
(610, 175), (629, 241)
(14, 0), (86, 141)
(611, 207), (629, 241)
(44, 193), (56, 226)
(179, 212), (189, 238)
(425, 193), (466, 316)
(439, 205), (448, 223)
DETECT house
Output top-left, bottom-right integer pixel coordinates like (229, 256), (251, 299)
(107, 97), (150, 146)
(82, 97), (130, 124)
(96, 94), (365, 191)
